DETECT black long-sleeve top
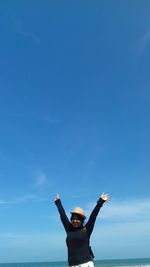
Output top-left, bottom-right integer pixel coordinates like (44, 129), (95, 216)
(55, 198), (105, 266)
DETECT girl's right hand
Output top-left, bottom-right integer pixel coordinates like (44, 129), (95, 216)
(54, 194), (60, 202)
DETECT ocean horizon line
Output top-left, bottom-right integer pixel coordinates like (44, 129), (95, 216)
(0, 257), (150, 265)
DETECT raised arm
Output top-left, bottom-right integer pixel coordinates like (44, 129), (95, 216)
(54, 194), (70, 233)
(85, 193), (110, 237)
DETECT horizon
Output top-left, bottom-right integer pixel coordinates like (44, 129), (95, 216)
(1, 257), (150, 265)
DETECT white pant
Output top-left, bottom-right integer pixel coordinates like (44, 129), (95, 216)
(70, 261), (94, 267)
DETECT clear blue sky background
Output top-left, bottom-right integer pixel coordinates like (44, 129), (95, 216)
(0, 1), (150, 263)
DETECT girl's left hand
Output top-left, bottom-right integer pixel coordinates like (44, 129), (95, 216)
(100, 193), (110, 202)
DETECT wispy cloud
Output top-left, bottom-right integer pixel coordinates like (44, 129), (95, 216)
(0, 194), (45, 206)
(0, 231), (65, 248)
(41, 117), (60, 124)
(85, 198), (150, 223)
(104, 199), (150, 222)
(0, 152), (8, 161)
(0, 231), (66, 262)
(62, 149), (73, 170)
(0, 200), (8, 204)
(15, 20), (40, 43)
(14, 194), (38, 203)
(34, 171), (47, 189)
(0, 233), (19, 240)
(1, 111), (60, 126)
(138, 29), (150, 53)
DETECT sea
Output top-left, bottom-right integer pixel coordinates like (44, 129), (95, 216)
(0, 258), (150, 267)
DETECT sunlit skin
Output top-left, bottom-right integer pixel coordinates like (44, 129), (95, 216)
(71, 218), (82, 228)
(100, 193), (110, 202)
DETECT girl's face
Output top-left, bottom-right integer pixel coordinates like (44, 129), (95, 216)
(71, 214), (83, 228)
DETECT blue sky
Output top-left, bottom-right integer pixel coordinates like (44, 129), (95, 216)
(0, 1), (150, 263)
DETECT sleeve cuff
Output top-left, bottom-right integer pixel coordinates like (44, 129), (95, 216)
(97, 197), (105, 206)
(55, 198), (61, 206)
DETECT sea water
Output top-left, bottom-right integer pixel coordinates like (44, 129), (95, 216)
(0, 258), (150, 267)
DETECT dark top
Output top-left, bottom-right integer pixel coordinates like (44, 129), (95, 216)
(55, 197), (105, 266)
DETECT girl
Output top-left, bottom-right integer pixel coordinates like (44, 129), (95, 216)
(54, 193), (110, 267)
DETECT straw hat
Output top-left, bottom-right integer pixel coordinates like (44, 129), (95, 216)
(71, 207), (86, 219)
